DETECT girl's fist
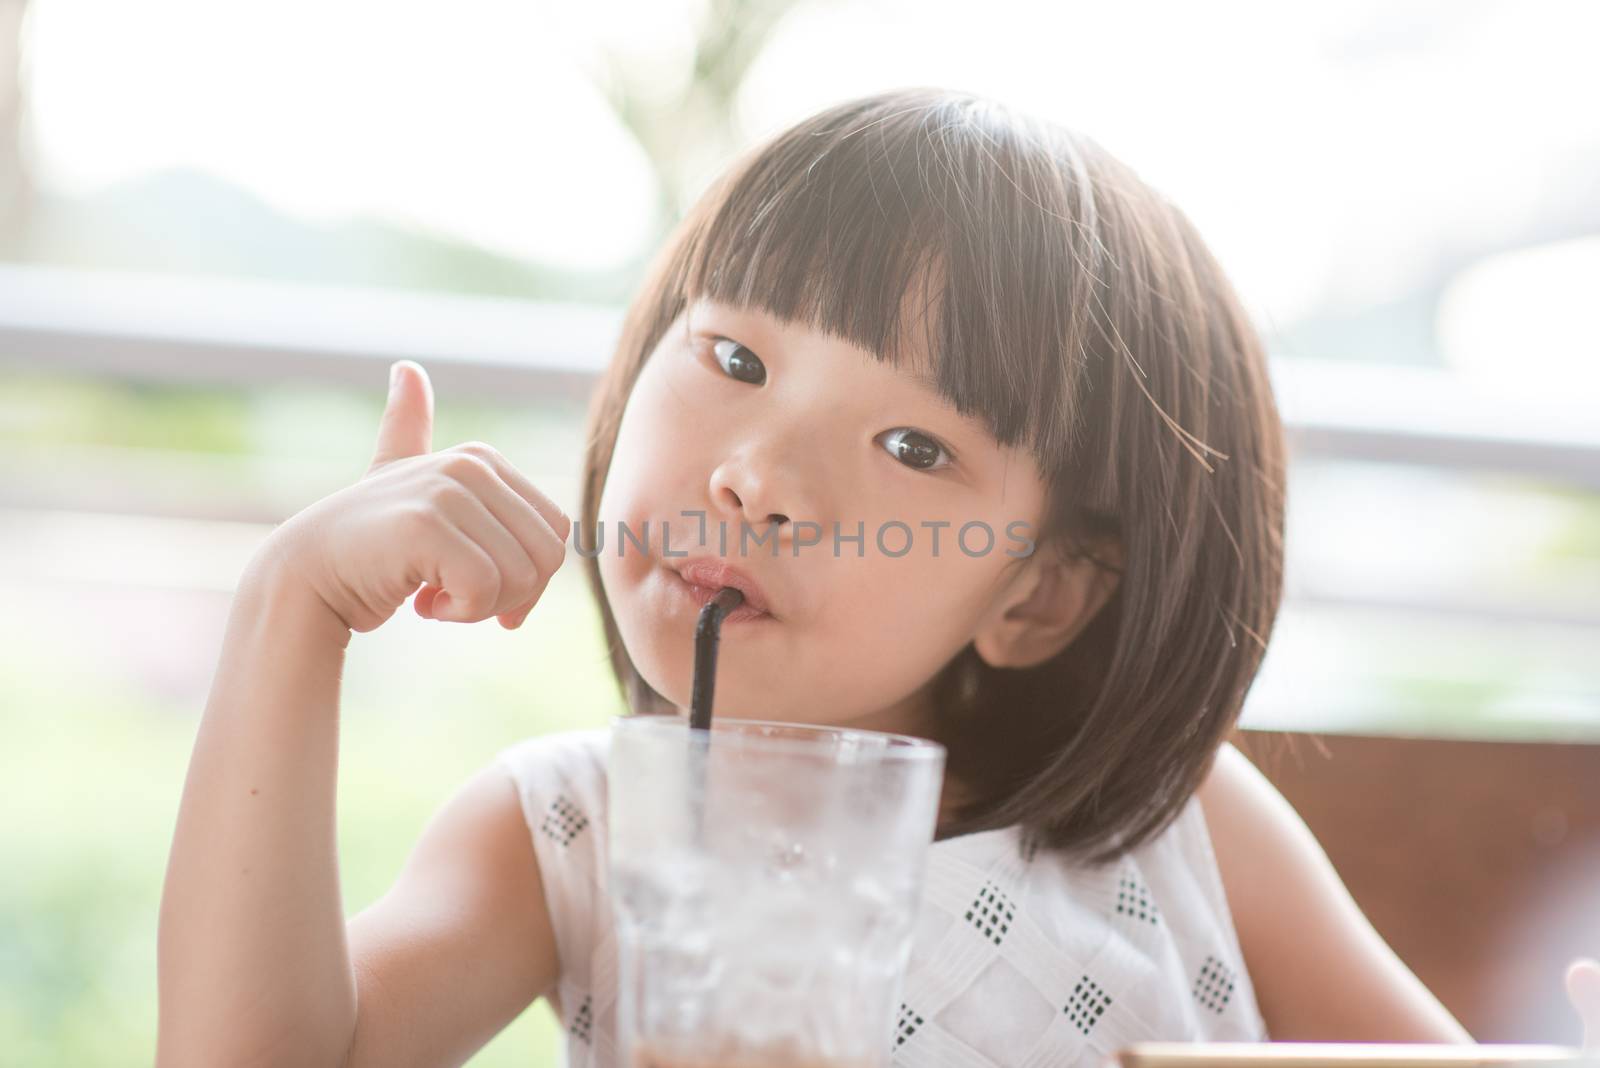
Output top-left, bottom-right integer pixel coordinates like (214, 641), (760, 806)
(267, 360), (571, 634)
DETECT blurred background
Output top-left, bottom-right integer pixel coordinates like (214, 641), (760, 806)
(1, 0), (1597, 1063)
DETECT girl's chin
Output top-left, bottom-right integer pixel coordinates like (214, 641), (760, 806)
(628, 647), (777, 721)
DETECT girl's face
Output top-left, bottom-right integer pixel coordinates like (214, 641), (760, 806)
(596, 296), (1051, 737)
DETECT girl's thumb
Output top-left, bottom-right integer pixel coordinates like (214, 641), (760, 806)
(1566, 957), (1600, 1050)
(369, 360), (435, 470)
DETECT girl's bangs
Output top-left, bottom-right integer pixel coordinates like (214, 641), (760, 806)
(677, 97), (1091, 481)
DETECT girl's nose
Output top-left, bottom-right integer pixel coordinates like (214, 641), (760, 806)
(707, 448), (809, 547)
(710, 467), (793, 537)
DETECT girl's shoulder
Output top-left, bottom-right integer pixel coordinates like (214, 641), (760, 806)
(494, 727), (611, 789)
(892, 779), (1267, 1066)
(1193, 740), (1472, 1043)
(493, 726), (617, 1050)
(493, 727), (613, 858)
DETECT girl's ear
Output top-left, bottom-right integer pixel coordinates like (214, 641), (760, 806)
(971, 536), (1123, 670)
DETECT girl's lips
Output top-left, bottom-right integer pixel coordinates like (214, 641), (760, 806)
(665, 565), (775, 624)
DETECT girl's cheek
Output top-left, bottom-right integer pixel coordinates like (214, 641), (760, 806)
(656, 343), (706, 399)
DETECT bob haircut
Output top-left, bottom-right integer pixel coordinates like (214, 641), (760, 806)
(577, 87), (1286, 866)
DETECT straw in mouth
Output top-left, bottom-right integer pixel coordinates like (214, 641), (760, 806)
(689, 586), (744, 731)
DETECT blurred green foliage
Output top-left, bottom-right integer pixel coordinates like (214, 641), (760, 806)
(0, 373), (257, 454)
(0, 369), (580, 460)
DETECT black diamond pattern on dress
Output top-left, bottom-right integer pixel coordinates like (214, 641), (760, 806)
(540, 794), (589, 847)
(1064, 974), (1113, 1035)
(1114, 873), (1161, 926)
(893, 1003), (925, 1049)
(963, 880), (1016, 946)
(569, 994), (594, 1042)
(1193, 953), (1237, 1014)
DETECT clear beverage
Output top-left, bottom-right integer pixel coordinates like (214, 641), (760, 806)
(608, 716), (946, 1068)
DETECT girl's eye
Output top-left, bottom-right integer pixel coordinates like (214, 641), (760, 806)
(707, 336), (952, 474)
(879, 427), (954, 473)
(710, 337), (766, 385)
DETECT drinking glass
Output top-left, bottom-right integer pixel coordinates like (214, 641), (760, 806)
(608, 715), (946, 1068)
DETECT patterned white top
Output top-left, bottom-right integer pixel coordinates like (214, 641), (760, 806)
(494, 729), (1269, 1068)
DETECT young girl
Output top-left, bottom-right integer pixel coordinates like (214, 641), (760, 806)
(158, 87), (1568, 1067)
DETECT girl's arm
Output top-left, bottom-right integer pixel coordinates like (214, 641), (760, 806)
(1196, 743), (1474, 1043)
(340, 750), (558, 1068)
(156, 554), (560, 1067)
(157, 361), (570, 1066)
(156, 554), (364, 1065)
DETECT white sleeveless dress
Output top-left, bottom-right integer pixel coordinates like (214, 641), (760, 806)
(494, 729), (1269, 1068)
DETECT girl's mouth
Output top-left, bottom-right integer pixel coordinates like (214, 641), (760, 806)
(665, 565), (776, 625)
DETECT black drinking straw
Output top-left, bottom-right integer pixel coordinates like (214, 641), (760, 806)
(689, 586), (744, 730)
(686, 587), (744, 840)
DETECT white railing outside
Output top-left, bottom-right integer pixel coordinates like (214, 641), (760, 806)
(3, 262), (1598, 650)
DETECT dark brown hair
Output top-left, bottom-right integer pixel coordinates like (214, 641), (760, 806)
(577, 87), (1286, 866)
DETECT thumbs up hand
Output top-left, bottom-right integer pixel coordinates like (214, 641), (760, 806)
(268, 360), (572, 635)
